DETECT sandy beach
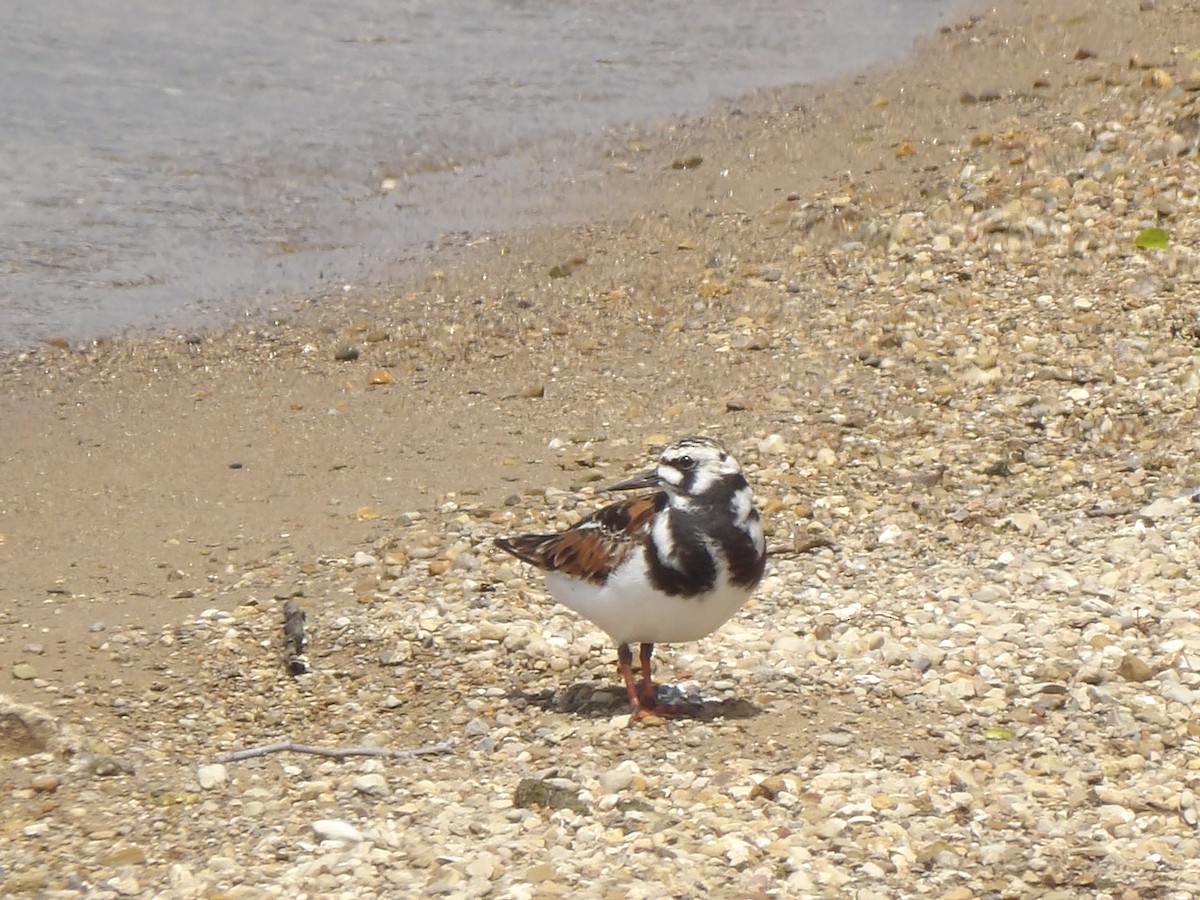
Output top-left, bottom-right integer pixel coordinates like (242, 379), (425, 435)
(4, 0), (1200, 895)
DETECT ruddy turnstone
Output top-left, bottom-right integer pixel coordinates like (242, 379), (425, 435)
(496, 437), (766, 720)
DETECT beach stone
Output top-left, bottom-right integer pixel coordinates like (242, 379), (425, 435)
(1138, 497), (1181, 520)
(108, 874), (141, 896)
(88, 756), (134, 777)
(197, 764), (227, 790)
(312, 819), (364, 844)
(758, 434), (787, 455)
(524, 862), (556, 882)
(876, 523), (904, 545)
(818, 730), (855, 747)
(1181, 789), (1199, 827)
(513, 778), (588, 814)
(464, 717), (490, 737)
(30, 774), (60, 793)
(466, 852), (499, 880)
(103, 845), (148, 867)
(168, 865), (202, 893)
(599, 762), (637, 794)
(353, 773), (389, 797)
(751, 775), (788, 801)
(1116, 655), (1155, 683)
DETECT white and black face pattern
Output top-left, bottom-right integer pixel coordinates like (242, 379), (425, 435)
(656, 437), (745, 501)
(641, 437), (766, 595)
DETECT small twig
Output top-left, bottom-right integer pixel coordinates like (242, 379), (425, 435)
(213, 737), (455, 764)
(282, 599), (310, 675)
(767, 535), (836, 558)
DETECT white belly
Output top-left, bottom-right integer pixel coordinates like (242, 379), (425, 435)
(544, 553), (755, 644)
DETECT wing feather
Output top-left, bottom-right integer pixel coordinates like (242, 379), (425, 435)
(495, 493), (662, 584)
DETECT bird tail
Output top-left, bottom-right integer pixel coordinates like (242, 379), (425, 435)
(494, 534), (554, 568)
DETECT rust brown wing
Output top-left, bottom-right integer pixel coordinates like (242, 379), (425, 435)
(495, 493), (662, 584)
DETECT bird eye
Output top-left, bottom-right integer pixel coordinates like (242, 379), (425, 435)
(675, 455), (695, 470)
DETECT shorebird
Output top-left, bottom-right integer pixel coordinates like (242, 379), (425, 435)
(496, 437), (766, 720)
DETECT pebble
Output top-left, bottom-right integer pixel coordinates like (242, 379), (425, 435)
(312, 819), (364, 844)
(464, 717), (490, 737)
(758, 434), (787, 454)
(599, 762), (638, 793)
(876, 523), (904, 545)
(1138, 497), (1182, 520)
(12, 662), (37, 680)
(817, 730), (855, 747)
(104, 845), (148, 866)
(353, 551), (378, 568)
(30, 774), (60, 793)
(353, 774), (389, 797)
(196, 764), (227, 790)
(1116, 654), (1155, 683)
(108, 874), (141, 896)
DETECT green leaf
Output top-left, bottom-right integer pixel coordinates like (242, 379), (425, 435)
(984, 726), (1015, 741)
(1135, 227), (1169, 250)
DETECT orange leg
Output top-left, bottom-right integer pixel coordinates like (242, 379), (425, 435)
(638, 642), (658, 709)
(619, 642), (693, 721)
(617, 643), (641, 711)
(629, 642), (693, 721)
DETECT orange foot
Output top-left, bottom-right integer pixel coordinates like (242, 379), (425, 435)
(630, 702), (696, 723)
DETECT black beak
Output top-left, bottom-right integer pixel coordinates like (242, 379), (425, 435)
(603, 468), (660, 492)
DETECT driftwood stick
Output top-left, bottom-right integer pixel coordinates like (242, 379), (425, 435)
(767, 536), (835, 558)
(282, 599), (310, 675)
(213, 737), (455, 764)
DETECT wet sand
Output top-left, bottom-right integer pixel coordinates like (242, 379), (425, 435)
(0, 0), (1193, 691)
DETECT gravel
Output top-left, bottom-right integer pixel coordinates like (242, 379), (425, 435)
(3, 1), (1200, 897)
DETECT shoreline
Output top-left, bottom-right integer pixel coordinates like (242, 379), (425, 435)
(2, 0), (1195, 708)
(0, 2), (961, 355)
(4, 0), (1200, 894)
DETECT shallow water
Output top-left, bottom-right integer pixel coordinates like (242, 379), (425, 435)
(0, 0), (960, 349)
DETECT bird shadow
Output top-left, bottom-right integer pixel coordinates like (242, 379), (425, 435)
(512, 681), (762, 722)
